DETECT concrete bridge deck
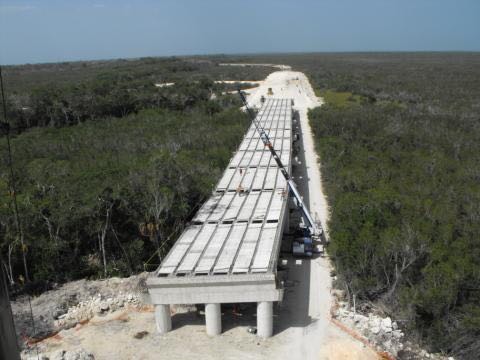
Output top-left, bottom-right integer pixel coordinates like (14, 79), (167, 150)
(147, 98), (293, 337)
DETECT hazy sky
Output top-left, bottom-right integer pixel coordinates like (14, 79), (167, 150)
(1, 0), (479, 64)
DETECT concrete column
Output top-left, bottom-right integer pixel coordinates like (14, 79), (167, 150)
(205, 303), (222, 336)
(155, 304), (172, 334)
(257, 301), (273, 338)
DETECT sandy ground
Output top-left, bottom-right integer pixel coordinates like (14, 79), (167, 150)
(156, 80), (262, 88)
(245, 71), (328, 232)
(214, 80), (263, 85)
(26, 69), (379, 360)
(154, 82), (175, 88)
(219, 63), (292, 71)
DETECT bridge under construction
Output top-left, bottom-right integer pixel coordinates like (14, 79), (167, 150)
(147, 98), (294, 338)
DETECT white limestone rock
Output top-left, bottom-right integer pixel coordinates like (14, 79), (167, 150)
(381, 317), (392, 333)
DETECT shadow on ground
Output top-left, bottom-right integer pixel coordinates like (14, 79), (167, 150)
(274, 109), (313, 335)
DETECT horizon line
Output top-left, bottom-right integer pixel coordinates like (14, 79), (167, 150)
(3, 50), (480, 67)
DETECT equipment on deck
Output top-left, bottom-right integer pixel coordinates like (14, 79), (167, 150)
(237, 90), (323, 257)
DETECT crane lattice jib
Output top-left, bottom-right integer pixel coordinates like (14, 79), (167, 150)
(238, 90), (321, 237)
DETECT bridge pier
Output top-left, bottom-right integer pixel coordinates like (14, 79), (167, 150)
(257, 301), (273, 338)
(155, 304), (172, 334)
(205, 303), (222, 336)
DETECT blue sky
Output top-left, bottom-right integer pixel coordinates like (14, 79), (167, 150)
(0, 0), (479, 64)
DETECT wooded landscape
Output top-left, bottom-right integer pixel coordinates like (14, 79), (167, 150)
(0, 57), (260, 289)
(302, 53), (480, 358)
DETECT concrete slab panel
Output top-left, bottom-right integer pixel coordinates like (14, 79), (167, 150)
(208, 192), (235, 222)
(213, 223), (247, 273)
(153, 98), (292, 279)
(216, 168), (236, 191)
(195, 225), (232, 274)
(233, 223), (262, 273)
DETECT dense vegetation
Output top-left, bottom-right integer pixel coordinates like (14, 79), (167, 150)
(0, 57), (254, 290)
(302, 53), (480, 358)
(2, 57), (269, 132)
(2, 53), (479, 358)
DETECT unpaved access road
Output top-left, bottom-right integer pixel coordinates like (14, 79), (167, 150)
(25, 69), (379, 360)
(246, 70), (379, 360)
(219, 63), (292, 71)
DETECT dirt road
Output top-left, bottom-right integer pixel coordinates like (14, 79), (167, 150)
(246, 70), (378, 360)
(219, 63), (292, 71)
(23, 69), (379, 360)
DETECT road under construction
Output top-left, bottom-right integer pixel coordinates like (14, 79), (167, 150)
(10, 69), (380, 360)
(147, 96), (314, 338)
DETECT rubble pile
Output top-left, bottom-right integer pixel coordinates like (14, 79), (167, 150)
(336, 303), (404, 355)
(24, 348), (94, 360)
(13, 273), (149, 355)
(55, 293), (142, 328)
(334, 301), (455, 360)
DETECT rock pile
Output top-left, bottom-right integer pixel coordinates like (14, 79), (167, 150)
(24, 348), (94, 360)
(334, 302), (455, 360)
(16, 274), (149, 360)
(13, 273), (149, 343)
(336, 303), (404, 356)
(55, 293), (142, 329)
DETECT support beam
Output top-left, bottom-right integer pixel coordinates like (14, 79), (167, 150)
(257, 301), (273, 338)
(155, 304), (172, 334)
(205, 303), (222, 336)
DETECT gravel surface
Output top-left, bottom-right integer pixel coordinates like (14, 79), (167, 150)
(13, 274), (148, 345)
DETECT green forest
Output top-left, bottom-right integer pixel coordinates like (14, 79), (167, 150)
(303, 53), (480, 358)
(0, 57), (258, 290)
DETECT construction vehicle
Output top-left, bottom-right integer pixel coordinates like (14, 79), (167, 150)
(292, 237), (313, 257)
(238, 90), (323, 257)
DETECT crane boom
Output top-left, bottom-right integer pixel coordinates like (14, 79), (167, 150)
(238, 90), (322, 238)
